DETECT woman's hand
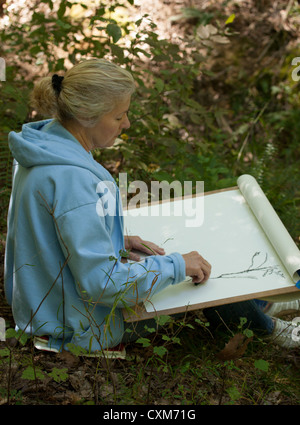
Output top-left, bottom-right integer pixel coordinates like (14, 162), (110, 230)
(182, 251), (211, 284)
(123, 238), (212, 285)
(124, 235), (165, 261)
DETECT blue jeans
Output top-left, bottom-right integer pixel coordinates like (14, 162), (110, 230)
(122, 299), (274, 343)
(203, 299), (274, 334)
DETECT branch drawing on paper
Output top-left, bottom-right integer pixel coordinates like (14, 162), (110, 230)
(210, 251), (285, 281)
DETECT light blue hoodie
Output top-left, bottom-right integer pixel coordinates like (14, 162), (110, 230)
(4, 119), (186, 352)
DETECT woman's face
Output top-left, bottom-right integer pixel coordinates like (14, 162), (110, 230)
(86, 96), (131, 149)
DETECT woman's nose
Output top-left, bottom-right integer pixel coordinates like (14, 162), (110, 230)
(122, 114), (130, 130)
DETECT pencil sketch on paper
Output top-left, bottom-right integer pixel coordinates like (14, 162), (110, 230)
(210, 251), (285, 281)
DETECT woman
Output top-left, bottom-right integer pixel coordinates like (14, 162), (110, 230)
(4, 59), (299, 353)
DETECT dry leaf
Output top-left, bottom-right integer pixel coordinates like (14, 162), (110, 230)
(197, 24), (218, 39)
(57, 350), (80, 367)
(211, 35), (230, 44)
(217, 333), (253, 361)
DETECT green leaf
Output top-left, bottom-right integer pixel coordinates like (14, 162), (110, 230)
(162, 335), (171, 342)
(195, 318), (210, 327)
(239, 317), (247, 327)
(57, 2), (67, 19)
(172, 336), (181, 345)
(56, 19), (71, 29)
(48, 367), (69, 383)
(225, 14), (236, 25)
(153, 346), (168, 358)
(254, 359), (269, 372)
(226, 384), (241, 401)
(154, 77), (164, 93)
(66, 343), (88, 356)
(55, 58), (65, 71)
(155, 315), (172, 326)
(185, 323), (195, 329)
(110, 44), (125, 61)
(136, 337), (151, 347)
(30, 45), (41, 56)
(106, 23), (122, 43)
(22, 366), (45, 381)
(6, 328), (28, 346)
(143, 325), (156, 333)
(0, 348), (10, 357)
(243, 328), (254, 338)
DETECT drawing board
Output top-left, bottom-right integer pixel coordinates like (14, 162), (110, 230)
(122, 175), (300, 322)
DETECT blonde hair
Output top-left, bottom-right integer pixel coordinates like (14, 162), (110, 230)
(30, 59), (136, 127)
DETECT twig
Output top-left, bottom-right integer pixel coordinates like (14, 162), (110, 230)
(237, 102), (269, 161)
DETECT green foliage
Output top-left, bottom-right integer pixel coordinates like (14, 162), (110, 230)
(254, 359), (269, 373)
(136, 337), (151, 348)
(1, 0), (299, 243)
(48, 367), (69, 383)
(22, 365), (45, 381)
(226, 384), (241, 403)
(6, 328), (29, 346)
(1, 312), (299, 405)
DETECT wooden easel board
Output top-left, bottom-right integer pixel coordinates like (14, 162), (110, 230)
(122, 175), (300, 322)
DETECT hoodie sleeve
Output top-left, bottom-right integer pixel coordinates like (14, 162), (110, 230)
(55, 202), (186, 308)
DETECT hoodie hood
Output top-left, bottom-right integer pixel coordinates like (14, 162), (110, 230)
(8, 119), (113, 182)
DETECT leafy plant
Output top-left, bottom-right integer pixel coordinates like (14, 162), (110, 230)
(48, 367), (69, 383)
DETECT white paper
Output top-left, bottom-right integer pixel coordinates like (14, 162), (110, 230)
(123, 176), (300, 314)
